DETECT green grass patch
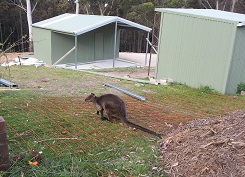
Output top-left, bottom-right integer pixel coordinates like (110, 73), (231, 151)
(1, 96), (161, 176)
(1, 66), (245, 176)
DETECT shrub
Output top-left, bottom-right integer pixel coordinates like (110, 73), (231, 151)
(237, 82), (245, 94)
(199, 85), (215, 93)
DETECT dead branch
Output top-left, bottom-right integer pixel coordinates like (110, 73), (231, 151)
(201, 139), (229, 148)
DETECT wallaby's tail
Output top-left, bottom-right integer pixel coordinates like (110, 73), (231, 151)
(122, 119), (161, 138)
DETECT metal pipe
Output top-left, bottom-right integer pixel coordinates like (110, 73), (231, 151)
(146, 38), (158, 53)
(145, 32), (150, 66)
(103, 82), (146, 101)
(113, 21), (118, 68)
(53, 46), (75, 66)
(0, 78), (18, 88)
(75, 35), (78, 69)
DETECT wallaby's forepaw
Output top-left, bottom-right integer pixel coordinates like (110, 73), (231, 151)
(100, 117), (109, 121)
(96, 111), (99, 115)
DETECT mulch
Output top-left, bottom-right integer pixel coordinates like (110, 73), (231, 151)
(159, 110), (245, 177)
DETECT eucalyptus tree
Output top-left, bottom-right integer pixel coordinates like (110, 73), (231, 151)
(0, 1), (25, 52)
(78, 0), (122, 15)
(200, 0), (245, 13)
(6, 0), (39, 52)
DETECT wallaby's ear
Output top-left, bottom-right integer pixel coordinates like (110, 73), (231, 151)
(85, 93), (95, 102)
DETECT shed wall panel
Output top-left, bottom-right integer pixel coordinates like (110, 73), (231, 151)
(33, 27), (52, 64)
(95, 33), (104, 60)
(156, 13), (236, 93)
(77, 31), (95, 63)
(51, 32), (75, 64)
(50, 24), (118, 65)
(226, 27), (245, 94)
(100, 24), (120, 60)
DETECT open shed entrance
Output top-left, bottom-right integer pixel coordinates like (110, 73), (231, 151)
(32, 14), (152, 70)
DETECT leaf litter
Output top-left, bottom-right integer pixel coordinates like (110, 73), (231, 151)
(159, 110), (245, 177)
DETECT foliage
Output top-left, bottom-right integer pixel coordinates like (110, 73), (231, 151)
(237, 82), (245, 93)
(163, 0), (200, 8)
(198, 85), (216, 94)
(0, 0), (184, 53)
(1, 0), (245, 53)
(126, 2), (155, 27)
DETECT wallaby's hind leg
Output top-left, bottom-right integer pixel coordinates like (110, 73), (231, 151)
(99, 109), (109, 121)
(107, 115), (114, 122)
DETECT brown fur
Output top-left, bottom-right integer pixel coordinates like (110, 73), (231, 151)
(85, 93), (161, 138)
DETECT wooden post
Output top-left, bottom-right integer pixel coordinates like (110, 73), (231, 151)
(0, 116), (10, 171)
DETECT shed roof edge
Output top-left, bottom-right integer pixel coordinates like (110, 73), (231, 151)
(155, 8), (245, 26)
(32, 13), (152, 36)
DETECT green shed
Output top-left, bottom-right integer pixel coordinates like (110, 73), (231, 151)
(155, 8), (245, 94)
(32, 13), (151, 69)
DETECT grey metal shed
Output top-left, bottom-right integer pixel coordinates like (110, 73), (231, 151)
(155, 8), (245, 94)
(32, 13), (151, 69)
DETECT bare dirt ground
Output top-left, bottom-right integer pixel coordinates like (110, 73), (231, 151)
(0, 52), (34, 62)
(98, 67), (155, 79)
(159, 110), (245, 177)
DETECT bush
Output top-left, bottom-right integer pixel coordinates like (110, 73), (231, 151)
(199, 85), (215, 93)
(237, 82), (245, 94)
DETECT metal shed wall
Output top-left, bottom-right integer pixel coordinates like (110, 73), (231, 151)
(32, 13), (151, 69)
(34, 24), (119, 65)
(33, 27), (52, 64)
(226, 27), (245, 94)
(156, 12), (237, 93)
(51, 32), (74, 64)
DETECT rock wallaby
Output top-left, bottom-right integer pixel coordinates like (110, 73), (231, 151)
(85, 93), (161, 138)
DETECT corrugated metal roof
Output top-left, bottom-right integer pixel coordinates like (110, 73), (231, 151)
(155, 8), (245, 26)
(32, 13), (151, 35)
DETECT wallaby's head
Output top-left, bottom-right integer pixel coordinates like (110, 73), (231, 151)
(85, 93), (95, 102)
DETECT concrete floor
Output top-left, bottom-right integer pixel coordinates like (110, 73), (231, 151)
(55, 52), (157, 70)
(119, 52), (157, 67)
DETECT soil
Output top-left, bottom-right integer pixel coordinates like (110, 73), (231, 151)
(0, 52), (34, 63)
(97, 68), (155, 79)
(159, 110), (245, 177)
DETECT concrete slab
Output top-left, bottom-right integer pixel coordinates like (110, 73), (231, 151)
(56, 59), (142, 70)
(55, 52), (157, 70)
(119, 52), (157, 67)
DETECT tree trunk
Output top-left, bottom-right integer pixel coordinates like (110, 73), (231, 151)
(26, 0), (33, 52)
(216, 0), (219, 10)
(19, 5), (24, 52)
(75, 0), (79, 14)
(0, 21), (3, 45)
(230, 0), (236, 12)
